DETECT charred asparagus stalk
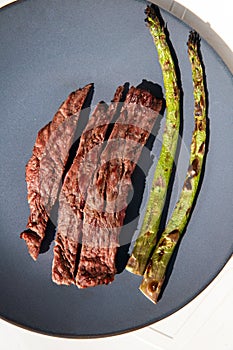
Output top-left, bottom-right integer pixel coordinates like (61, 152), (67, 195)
(140, 31), (207, 303)
(126, 5), (180, 275)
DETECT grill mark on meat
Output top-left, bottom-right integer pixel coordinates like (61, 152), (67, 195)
(52, 86), (125, 285)
(20, 83), (94, 260)
(76, 87), (163, 288)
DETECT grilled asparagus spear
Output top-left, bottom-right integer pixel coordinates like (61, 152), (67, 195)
(140, 31), (207, 303)
(126, 5), (180, 275)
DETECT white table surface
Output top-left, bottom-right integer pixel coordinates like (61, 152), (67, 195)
(0, 1), (232, 349)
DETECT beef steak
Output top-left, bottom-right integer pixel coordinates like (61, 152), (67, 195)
(20, 83), (93, 260)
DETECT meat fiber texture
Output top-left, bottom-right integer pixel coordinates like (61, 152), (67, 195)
(20, 83), (93, 260)
(76, 86), (163, 288)
(52, 85), (125, 285)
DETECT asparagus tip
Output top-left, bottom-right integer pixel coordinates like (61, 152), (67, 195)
(187, 31), (200, 50)
(144, 4), (159, 24)
(144, 4), (166, 36)
(145, 4), (158, 18)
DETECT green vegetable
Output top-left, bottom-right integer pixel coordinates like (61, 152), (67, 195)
(140, 31), (207, 303)
(126, 5), (180, 275)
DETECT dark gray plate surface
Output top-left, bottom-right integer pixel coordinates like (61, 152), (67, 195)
(0, 0), (232, 338)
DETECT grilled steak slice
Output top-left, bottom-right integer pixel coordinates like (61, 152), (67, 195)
(52, 86), (125, 285)
(76, 86), (163, 288)
(20, 83), (93, 260)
